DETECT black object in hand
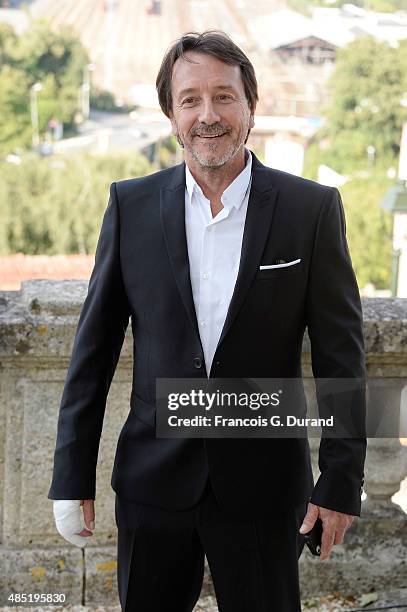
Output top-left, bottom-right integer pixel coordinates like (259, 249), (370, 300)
(304, 518), (323, 556)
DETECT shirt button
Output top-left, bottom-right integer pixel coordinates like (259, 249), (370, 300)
(202, 272), (209, 279)
(200, 320), (207, 327)
(194, 357), (203, 369)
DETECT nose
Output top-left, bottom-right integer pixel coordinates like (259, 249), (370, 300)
(198, 98), (221, 125)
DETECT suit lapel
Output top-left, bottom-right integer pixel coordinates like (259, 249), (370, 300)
(160, 150), (280, 369)
(160, 162), (201, 343)
(215, 153), (279, 358)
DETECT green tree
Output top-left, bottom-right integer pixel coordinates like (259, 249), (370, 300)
(303, 36), (406, 290)
(0, 22), (17, 66)
(340, 177), (393, 289)
(0, 20), (90, 154)
(319, 36), (407, 170)
(0, 151), (152, 255)
(13, 19), (89, 89)
(0, 19), (135, 154)
(303, 150), (394, 290)
(0, 65), (31, 154)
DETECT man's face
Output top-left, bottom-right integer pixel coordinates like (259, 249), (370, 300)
(169, 51), (255, 169)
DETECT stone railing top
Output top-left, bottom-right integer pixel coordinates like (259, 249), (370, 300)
(361, 297), (407, 322)
(0, 279), (87, 318)
(0, 280), (406, 359)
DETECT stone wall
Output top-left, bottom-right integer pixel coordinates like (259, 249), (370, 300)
(0, 280), (406, 607)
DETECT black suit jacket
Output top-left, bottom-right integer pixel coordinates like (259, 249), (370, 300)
(48, 149), (366, 516)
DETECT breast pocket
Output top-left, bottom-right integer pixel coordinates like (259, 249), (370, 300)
(256, 258), (304, 279)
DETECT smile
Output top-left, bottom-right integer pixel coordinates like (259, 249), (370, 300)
(198, 133), (227, 138)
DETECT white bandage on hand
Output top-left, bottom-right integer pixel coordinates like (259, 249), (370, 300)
(53, 500), (91, 548)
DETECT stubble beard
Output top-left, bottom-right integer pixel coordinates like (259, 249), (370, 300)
(188, 135), (239, 168)
(178, 128), (246, 169)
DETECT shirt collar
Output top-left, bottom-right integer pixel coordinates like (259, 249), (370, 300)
(185, 148), (252, 211)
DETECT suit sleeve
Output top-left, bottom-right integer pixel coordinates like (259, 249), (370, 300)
(305, 187), (366, 517)
(48, 182), (131, 500)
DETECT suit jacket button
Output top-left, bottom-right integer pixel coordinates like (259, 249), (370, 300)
(193, 357), (202, 369)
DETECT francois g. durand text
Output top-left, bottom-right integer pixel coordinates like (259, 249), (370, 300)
(167, 415), (335, 428)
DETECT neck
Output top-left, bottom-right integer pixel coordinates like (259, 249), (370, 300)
(185, 147), (248, 202)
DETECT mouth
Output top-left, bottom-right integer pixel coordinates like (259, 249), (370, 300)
(197, 133), (227, 139)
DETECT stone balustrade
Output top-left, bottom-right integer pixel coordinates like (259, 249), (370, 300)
(0, 281), (406, 606)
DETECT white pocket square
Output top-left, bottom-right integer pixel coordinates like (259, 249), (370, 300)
(259, 258), (301, 270)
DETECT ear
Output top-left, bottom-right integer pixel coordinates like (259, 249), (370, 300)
(249, 115), (255, 129)
(169, 112), (177, 136)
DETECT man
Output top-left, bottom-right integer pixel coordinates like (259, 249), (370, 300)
(49, 30), (366, 612)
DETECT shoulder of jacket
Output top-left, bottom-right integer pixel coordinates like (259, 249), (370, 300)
(267, 166), (334, 199)
(113, 165), (177, 199)
(261, 166), (337, 218)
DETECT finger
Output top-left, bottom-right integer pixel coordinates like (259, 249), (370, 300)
(299, 503), (319, 534)
(320, 524), (335, 561)
(82, 499), (95, 531)
(82, 500), (95, 530)
(333, 529), (346, 545)
(78, 528), (93, 537)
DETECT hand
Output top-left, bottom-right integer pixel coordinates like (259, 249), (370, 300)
(299, 502), (355, 561)
(53, 499), (95, 548)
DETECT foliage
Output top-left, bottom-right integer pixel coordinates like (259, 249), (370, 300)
(301, 35), (406, 289)
(89, 88), (118, 112)
(0, 22), (17, 65)
(0, 151), (152, 255)
(156, 135), (180, 168)
(89, 87), (135, 113)
(340, 175), (393, 289)
(0, 19), (89, 154)
(319, 37), (407, 166)
(11, 19), (88, 88)
(0, 64), (32, 154)
(304, 144), (394, 289)
(0, 19), (127, 154)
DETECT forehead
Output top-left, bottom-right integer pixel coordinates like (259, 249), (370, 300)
(171, 51), (244, 96)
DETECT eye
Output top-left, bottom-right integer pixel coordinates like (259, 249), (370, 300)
(218, 94), (233, 101)
(182, 98), (197, 106)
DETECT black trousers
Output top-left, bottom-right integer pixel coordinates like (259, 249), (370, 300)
(115, 478), (308, 612)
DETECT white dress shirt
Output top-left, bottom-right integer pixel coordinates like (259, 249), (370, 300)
(185, 148), (253, 377)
